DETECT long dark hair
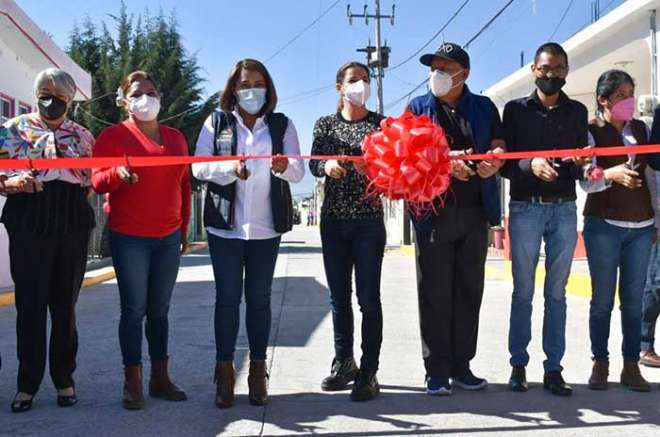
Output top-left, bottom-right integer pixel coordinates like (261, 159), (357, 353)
(595, 69), (635, 117)
(335, 61), (370, 110)
(220, 59), (278, 116)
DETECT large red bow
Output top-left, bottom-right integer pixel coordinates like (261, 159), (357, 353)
(362, 112), (451, 212)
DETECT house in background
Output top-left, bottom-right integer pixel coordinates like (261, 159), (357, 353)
(0, 0), (91, 288)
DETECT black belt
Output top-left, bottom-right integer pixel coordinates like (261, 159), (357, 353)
(511, 195), (575, 204)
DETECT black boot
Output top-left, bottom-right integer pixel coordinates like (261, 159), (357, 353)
(321, 358), (359, 392)
(350, 370), (380, 402)
(543, 371), (573, 396)
(509, 365), (528, 392)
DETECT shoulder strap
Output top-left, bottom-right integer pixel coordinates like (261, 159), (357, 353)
(266, 112), (289, 154)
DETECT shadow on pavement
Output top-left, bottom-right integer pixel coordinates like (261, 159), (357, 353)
(0, 272), (333, 437)
(256, 383), (660, 436)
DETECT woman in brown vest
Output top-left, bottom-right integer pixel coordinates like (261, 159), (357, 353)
(581, 69), (660, 392)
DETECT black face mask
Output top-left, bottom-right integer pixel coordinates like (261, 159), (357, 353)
(535, 77), (566, 96)
(37, 96), (68, 121)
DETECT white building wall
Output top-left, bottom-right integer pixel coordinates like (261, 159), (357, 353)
(0, 37), (39, 289)
(0, 36), (37, 115)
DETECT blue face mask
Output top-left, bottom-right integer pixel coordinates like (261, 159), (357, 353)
(236, 88), (267, 115)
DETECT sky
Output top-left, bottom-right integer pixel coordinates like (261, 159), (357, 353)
(16, 0), (625, 195)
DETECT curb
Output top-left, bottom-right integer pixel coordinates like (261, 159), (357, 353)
(399, 245), (592, 299)
(0, 242), (209, 308)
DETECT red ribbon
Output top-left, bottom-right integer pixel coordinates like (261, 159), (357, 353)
(1, 145), (658, 171)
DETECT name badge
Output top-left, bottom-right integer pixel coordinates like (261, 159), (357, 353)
(217, 128), (233, 154)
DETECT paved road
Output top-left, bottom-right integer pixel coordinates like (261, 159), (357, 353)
(0, 226), (659, 436)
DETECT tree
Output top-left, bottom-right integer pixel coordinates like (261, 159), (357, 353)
(67, 1), (217, 156)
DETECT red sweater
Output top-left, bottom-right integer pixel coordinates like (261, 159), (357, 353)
(91, 121), (192, 238)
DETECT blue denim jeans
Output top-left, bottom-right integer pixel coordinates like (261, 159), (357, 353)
(508, 201), (577, 372)
(642, 241), (660, 351)
(320, 218), (386, 373)
(584, 217), (653, 361)
(207, 234), (281, 362)
(110, 230), (182, 366)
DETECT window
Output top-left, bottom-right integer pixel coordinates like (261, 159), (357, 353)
(18, 102), (31, 115)
(0, 94), (15, 123)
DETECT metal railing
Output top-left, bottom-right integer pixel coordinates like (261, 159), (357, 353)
(86, 191), (205, 260)
(87, 194), (109, 260)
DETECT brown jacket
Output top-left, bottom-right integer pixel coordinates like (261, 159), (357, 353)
(583, 118), (653, 222)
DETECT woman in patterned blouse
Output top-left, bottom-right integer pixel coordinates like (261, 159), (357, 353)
(0, 68), (95, 413)
(309, 62), (386, 402)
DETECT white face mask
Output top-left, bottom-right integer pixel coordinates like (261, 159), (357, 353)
(429, 69), (464, 98)
(343, 80), (371, 107)
(236, 88), (267, 115)
(128, 95), (161, 122)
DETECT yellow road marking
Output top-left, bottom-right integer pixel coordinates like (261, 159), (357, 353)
(0, 242), (209, 308)
(400, 245), (592, 299)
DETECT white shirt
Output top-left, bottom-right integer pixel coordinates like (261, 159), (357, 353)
(192, 111), (304, 240)
(580, 122), (655, 229)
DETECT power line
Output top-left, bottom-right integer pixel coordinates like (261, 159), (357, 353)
(464, 0), (516, 49)
(472, 0), (529, 59)
(279, 86), (336, 107)
(74, 104), (114, 126)
(279, 84), (335, 103)
(387, 0), (471, 71)
(548, 0), (576, 41)
(599, 0), (619, 15)
(265, 0), (342, 63)
(385, 0), (518, 110)
(159, 105), (204, 123)
(384, 78), (426, 111)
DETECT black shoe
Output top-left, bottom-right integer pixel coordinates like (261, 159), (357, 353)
(543, 371), (573, 396)
(350, 371), (380, 402)
(57, 393), (78, 407)
(453, 370), (488, 391)
(321, 358), (359, 392)
(11, 395), (33, 413)
(509, 366), (528, 392)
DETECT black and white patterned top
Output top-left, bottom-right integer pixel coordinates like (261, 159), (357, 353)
(309, 111), (384, 220)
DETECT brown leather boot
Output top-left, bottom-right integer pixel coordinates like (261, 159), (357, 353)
(620, 360), (651, 392)
(588, 359), (609, 390)
(248, 360), (269, 406)
(149, 357), (187, 401)
(214, 362), (235, 408)
(123, 365), (145, 410)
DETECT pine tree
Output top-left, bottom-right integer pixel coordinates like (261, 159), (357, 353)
(67, 2), (217, 156)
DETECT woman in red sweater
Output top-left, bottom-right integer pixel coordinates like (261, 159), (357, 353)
(92, 71), (191, 410)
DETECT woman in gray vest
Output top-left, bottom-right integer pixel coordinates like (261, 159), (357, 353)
(581, 69), (660, 392)
(192, 59), (304, 408)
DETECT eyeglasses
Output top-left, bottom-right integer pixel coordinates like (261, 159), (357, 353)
(534, 65), (569, 78)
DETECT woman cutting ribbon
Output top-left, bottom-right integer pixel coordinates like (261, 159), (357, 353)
(92, 71), (191, 410)
(0, 68), (95, 413)
(192, 59), (304, 408)
(581, 69), (660, 392)
(309, 61), (386, 402)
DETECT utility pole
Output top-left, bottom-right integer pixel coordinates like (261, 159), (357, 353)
(347, 1), (395, 115)
(591, 0), (601, 23)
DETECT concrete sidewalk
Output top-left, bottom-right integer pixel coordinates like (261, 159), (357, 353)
(0, 226), (659, 436)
